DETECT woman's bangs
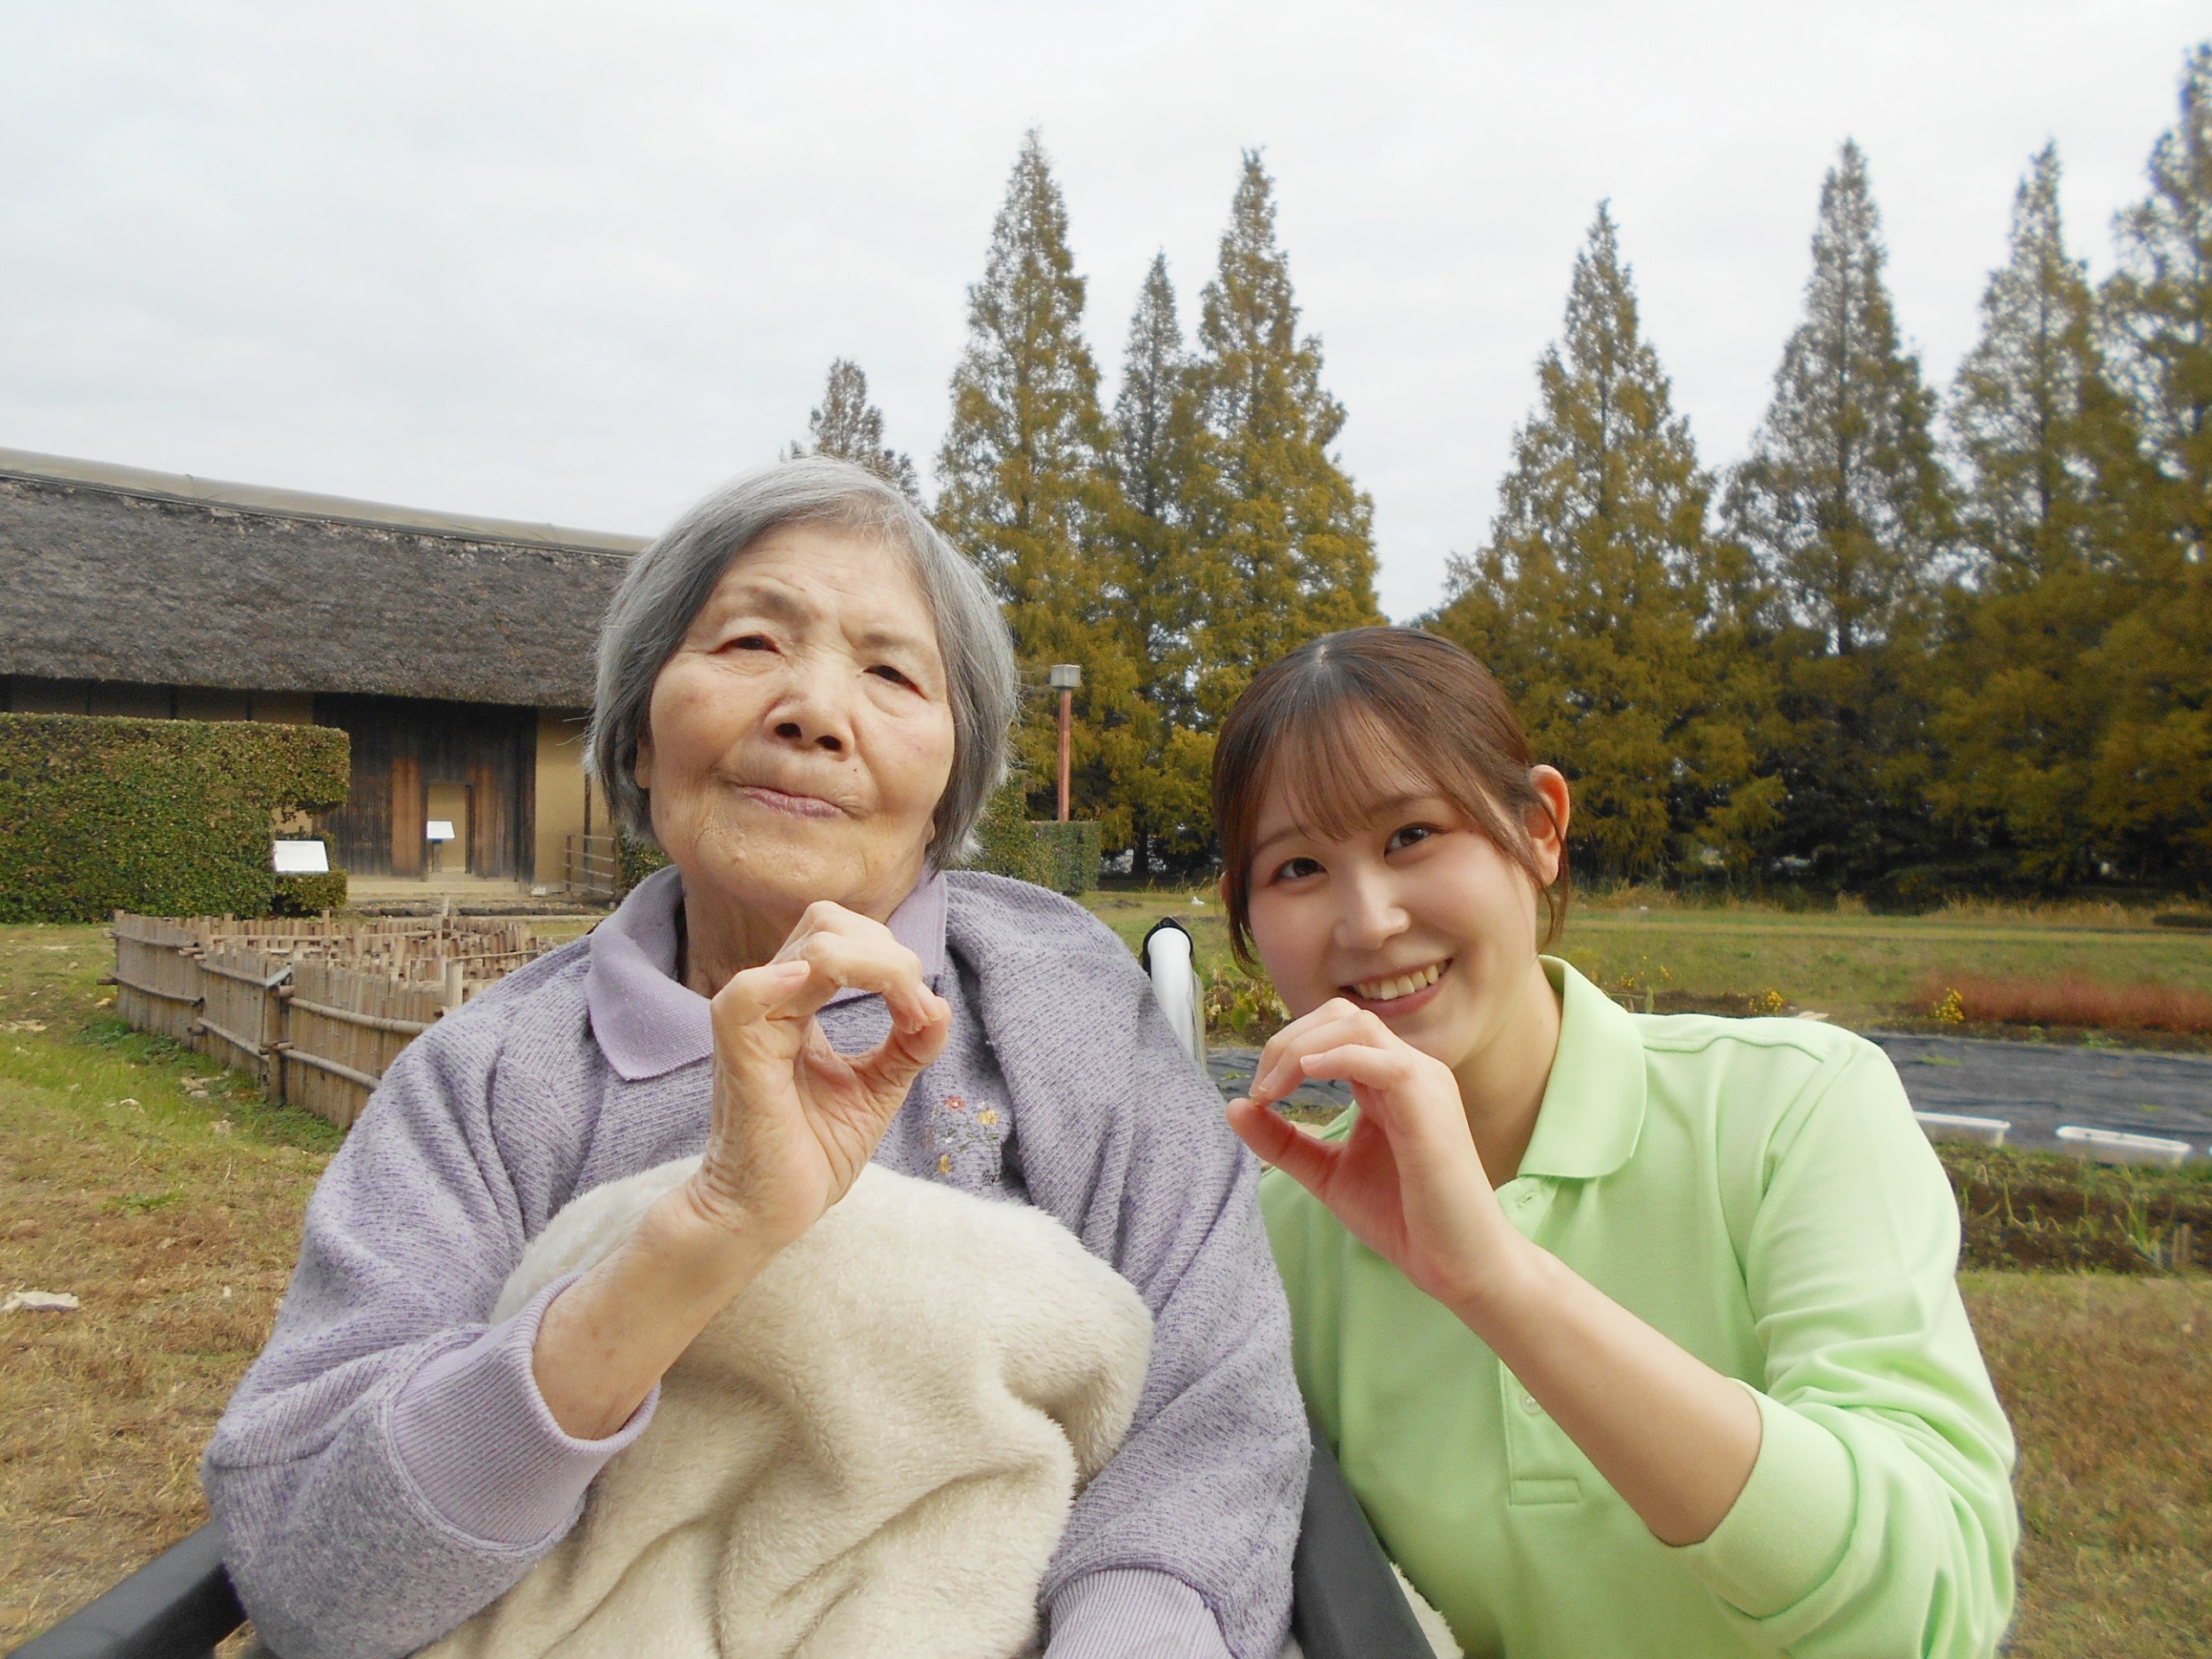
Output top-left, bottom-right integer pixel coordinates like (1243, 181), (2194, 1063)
(1260, 696), (1445, 845)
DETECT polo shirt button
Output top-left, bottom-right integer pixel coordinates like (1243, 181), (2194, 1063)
(1519, 1392), (1541, 1415)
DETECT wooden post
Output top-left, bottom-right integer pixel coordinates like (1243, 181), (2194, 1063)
(1049, 664), (1081, 824)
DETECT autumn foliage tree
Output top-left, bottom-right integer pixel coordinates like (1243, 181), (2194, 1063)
(1096, 254), (1213, 870)
(787, 358), (920, 500)
(2087, 45), (2212, 886)
(1726, 141), (1954, 893)
(1185, 152), (1382, 722)
(1931, 146), (2141, 886)
(904, 50), (2212, 896)
(1433, 206), (1777, 880)
(931, 132), (1129, 829)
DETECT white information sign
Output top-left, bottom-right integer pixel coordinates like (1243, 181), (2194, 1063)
(272, 839), (330, 874)
(425, 820), (457, 842)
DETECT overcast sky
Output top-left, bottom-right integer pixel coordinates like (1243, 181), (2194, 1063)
(3, 2), (2204, 619)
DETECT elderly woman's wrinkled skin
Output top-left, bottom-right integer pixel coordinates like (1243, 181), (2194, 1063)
(532, 527), (957, 1440)
(634, 523), (957, 986)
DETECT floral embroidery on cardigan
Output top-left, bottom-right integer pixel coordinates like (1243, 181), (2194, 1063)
(928, 1091), (1008, 1191)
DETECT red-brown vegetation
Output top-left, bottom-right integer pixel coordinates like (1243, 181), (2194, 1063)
(1921, 971), (2212, 1035)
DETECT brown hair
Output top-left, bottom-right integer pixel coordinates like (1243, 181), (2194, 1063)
(1211, 626), (1569, 967)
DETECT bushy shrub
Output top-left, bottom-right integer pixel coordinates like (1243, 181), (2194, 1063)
(0, 713), (350, 922)
(618, 832), (671, 893)
(272, 872), (350, 914)
(1203, 963), (1289, 1038)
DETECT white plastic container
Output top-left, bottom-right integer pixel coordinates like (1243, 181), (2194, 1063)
(2054, 1125), (2192, 1168)
(1912, 1111), (2012, 1147)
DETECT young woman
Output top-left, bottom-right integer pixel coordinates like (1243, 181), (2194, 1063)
(1217, 627), (2017, 1659)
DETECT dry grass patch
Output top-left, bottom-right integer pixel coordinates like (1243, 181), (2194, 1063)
(1963, 1271), (2212, 1657)
(0, 924), (334, 1645)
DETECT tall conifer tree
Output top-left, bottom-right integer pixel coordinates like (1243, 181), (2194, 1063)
(2089, 45), (2212, 884)
(1433, 207), (1777, 879)
(1186, 152), (1381, 720)
(787, 358), (919, 500)
(1933, 146), (2139, 886)
(1096, 255), (1211, 870)
(933, 131), (1123, 815)
(1725, 141), (1953, 889)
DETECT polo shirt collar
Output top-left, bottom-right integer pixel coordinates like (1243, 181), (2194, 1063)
(1516, 956), (1647, 1180)
(584, 862), (949, 1082)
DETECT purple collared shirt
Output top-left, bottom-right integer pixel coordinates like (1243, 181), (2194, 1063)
(205, 868), (1304, 1659)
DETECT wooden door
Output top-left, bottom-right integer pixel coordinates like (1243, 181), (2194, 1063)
(390, 754), (423, 876)
(425, 782), (472, 874)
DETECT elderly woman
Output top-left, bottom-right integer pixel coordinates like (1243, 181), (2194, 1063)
(203, 460), (1306, 1659)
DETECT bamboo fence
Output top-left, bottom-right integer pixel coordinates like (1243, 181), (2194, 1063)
(109, 912), (551, 1128)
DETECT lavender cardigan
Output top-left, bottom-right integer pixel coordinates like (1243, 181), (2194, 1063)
(203, 868), (1305, 1659)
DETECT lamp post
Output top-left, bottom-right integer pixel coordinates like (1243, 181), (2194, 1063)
(1048, 664), (1082, 823)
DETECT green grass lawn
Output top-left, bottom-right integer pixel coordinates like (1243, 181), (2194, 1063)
(5, 912), (2211, 1656)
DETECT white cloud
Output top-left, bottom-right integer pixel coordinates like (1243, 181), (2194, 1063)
(2, 0), (2202, 617)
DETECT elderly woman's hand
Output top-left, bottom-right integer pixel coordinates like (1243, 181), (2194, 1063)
(535, 901), (948, 1440)
(685, 901), (951, 1253)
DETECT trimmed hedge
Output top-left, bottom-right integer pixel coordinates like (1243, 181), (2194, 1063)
(967, 776), (1052, 887)
(0, 712), (351, 923)
(964, 776), (1099, 894)
(273, 871), (350, 914)
(1029, 820), (1100, 895)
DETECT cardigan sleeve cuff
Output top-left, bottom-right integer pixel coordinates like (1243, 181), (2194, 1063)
(388, 1273), (658, 1548)
(1045, 1568), (1230, 1658)
(1669, 1382), (1856, 1621)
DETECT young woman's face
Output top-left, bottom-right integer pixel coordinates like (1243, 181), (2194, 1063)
(1243, 759), (1569, 1078)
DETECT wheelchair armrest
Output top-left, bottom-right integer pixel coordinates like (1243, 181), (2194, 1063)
(10, 1448), (1431, 1658)
(1292, 1424), (1435, 1659)
(10, 1521), (245, 1659)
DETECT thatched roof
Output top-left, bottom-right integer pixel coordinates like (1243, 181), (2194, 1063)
(0, 448), (649, 708)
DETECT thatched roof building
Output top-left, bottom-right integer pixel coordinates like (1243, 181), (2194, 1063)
(0, 448), (650, 887)
(0, 448), (643, 707)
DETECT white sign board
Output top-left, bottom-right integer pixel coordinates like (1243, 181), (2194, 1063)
(272, 839), (330, 874)
(425, 820), (457, 842)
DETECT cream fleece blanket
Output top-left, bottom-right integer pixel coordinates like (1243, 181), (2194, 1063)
(416, 1160), (1154, 1659)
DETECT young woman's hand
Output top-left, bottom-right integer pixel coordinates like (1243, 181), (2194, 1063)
(683, 900), (952, 1255)
(1229, 998), (1529, 1313)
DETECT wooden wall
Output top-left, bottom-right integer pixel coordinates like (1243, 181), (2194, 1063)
(316, 696), (537, 880)
(0, 676), (312, 722)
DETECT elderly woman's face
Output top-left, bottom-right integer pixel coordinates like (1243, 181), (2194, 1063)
(634, 524), (957, 925)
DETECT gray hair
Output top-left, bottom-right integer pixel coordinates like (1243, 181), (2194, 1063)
(587, 457), (1017, 868)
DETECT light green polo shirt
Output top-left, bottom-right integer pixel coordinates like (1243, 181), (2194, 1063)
(1262, 959), (2018, 1658)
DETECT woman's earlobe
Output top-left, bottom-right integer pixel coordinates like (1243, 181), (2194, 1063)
(632, 736), (655, 791)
